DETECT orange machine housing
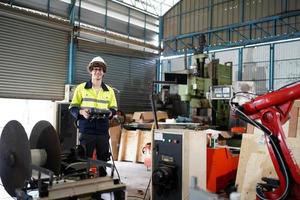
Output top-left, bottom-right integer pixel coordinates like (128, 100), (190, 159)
(206, 147), (239, 193)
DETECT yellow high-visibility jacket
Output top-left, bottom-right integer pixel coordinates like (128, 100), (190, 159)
(69, 80), (117, 135)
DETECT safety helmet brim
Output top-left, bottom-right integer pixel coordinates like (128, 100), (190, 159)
(87, 56), (107, 73)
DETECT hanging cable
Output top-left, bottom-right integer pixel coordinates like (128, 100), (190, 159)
(230, 92), (290, 200)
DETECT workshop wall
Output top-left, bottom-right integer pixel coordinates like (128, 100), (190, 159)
(0, 98), (55, 138)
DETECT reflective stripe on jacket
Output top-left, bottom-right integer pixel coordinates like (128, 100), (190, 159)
(69, 80), (117, 135)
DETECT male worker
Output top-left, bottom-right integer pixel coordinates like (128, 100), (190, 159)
(69, 56), (117, 177)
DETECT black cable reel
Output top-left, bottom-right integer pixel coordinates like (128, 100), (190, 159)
(0, 120), (61, 198)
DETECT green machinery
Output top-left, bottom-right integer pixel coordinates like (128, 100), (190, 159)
(165, 53), (232, 130)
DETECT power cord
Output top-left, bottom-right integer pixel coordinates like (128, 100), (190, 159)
(230, 92), (290, 200)
(109, 144), (121, 182)
(143, 177), (152, 200)
(277, 79), (300, 90)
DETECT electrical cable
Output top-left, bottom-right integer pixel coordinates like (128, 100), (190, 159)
(109, 144), (121, 182)
(234, 108), (289, 200)
(143, 177), (152, 200)
(230, 92), (290, 200)
(277, 80), (300, 90)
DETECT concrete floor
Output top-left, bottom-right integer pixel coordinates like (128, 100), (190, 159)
(113, 161), (151, 200)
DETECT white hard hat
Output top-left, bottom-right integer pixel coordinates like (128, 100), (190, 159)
(87, 56), (107, 72)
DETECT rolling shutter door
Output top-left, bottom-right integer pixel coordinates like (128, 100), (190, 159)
(75, 40), (157, 113)
(0, 15), (68, 100)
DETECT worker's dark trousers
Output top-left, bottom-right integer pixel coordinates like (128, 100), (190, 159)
(79, 133), (110, 177)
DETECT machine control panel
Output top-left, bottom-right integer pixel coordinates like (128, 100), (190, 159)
(152, 132), (183, 200)
(210, 85), (233, 100)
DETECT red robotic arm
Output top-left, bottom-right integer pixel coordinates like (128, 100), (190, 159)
(237, 82), (300, 200)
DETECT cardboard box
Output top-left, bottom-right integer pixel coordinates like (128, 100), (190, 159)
(132, 112), (143, 122)
(125, 113), (134, 123)
(132, 111), (168, 123)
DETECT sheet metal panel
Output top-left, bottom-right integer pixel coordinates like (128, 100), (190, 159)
(76, 40), (156, 113)
(242, 45), (269, 94)
(215, 49), (239, 65)
(288, 0), (300, 10)
(243, 45), (269, 62)
(244, 0), (282, 21)
(0, 15), (68, 100)
(275, 40), (300, 60)
(274, 40), (300, 89)
(162, 0), (298, 41)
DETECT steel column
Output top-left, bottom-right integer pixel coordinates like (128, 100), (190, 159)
(238, 48), (243, 81)
(156, 58), (161, 92)
(269, 43), (275, 90)
(67, 0), (76, 84)
(159, 16), (164, 49)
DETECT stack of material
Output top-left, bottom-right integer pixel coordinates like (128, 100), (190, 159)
(132, 111), (168, 123)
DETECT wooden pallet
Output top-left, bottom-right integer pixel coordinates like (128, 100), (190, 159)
(109, 125), (122, 160)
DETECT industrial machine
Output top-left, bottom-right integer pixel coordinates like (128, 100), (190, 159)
(151, 38), (239, 200)
(151, 129), (239, 200)
(157, 56), (232, 130)
(231, 81), (300, 199)
(0, 120), (126, 199)
(151, 129), (207, 200)
(56, 102), (78, 153)
(158, 59), (232, 128)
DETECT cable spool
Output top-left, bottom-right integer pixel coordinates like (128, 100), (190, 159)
(0, 120), (62, 197)
(0, 120), (31, 197)
(30, 120), (61, 175)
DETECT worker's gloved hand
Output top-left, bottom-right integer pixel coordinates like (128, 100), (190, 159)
(79, 109), (91, 119)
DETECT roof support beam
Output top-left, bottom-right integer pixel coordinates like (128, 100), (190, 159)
(162, 11), (300, 55)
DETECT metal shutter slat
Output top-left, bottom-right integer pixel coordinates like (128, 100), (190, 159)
(0, 15), (68, 100)
(75, 40), (156, 113)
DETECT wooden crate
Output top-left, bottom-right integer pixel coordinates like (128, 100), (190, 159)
(117, 129), (152, 163)
(109, 125), (122, 160)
